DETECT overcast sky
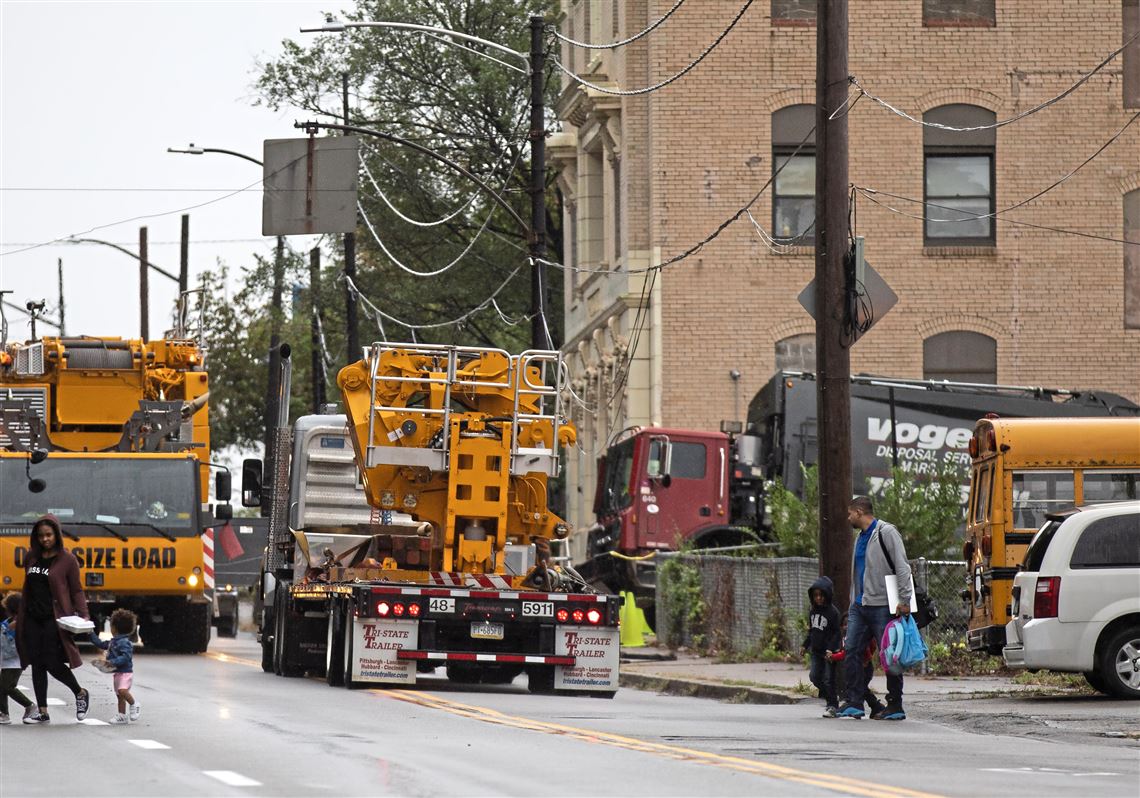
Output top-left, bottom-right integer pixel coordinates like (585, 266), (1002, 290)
(0, 1), (345, 341)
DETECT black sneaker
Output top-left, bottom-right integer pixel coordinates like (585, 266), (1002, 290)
(75, 688), (90, 721)
(23, 709), (49, 724)
(874, 701), (906, 721)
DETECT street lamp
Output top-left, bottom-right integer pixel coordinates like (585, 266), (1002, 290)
(303, 15), (552, 350)
(167, 144), (286, 486)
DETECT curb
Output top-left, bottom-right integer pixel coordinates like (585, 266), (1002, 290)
(619, 672), (805, 705)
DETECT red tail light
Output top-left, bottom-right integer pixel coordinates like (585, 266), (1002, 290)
(393, 602), (406, 617)
(571, 609), (585, 623)
(586, 608), (602, 625)
(376, 601), (391, 617)
(1033, 577), (1061, 618)
(556, 608), (569, 623)
(408, 603), (421, 618)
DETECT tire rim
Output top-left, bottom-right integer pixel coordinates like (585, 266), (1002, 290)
(1114, 637), (1140, 690)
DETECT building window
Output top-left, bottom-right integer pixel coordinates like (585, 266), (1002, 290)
(771, 0), (816, 26)
(772, 105), (816, 242)
(1126, 1), (1140, 108)
(922, 0), (996, 27)
(775, 333), (816, 372)
(612, 156), (622, 263)
(1126, 189), (1140, 329)
(923, 104), (995, 245)
(923, 331), (996, 383)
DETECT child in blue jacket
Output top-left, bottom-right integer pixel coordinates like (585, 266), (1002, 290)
(88, 608), (138, 724)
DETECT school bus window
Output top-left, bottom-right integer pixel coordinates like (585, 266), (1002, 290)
(967, 469), (978, 521)
(973, 466), (991, 524)
(1081, 470), (1140, 502)
(1010, 471), (1074, 530)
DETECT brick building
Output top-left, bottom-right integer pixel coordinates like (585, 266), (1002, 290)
(551, 0), (1140, 543)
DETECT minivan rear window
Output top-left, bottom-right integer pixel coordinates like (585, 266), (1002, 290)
(1069, 513), (1140, 568)
(1023, 519), (1062, 572)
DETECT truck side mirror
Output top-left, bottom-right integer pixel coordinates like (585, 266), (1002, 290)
(214, 502), (233, 522)
(241, 459), (263, 507)
(215, 470), (232, 503)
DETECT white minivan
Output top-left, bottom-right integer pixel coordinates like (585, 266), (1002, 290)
(1003, 501), (1140, 699)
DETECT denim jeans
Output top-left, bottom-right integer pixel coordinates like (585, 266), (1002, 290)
(844, 603), (903, 707)
(808, 653), (837, 707)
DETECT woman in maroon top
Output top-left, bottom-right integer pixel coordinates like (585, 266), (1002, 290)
(16, 514), (90, 724)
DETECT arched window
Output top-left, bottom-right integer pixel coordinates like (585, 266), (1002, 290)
(775, 333), (816, 372)
(1126, 188), (1140, 329)
(771, 105), (816, 242)
(923, 331), (996, 383)
(923, 105), (996, 245)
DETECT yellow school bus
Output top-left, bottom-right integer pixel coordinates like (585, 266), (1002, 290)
(964, 417), (1140, 654)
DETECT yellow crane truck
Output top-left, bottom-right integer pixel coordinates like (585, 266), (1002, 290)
(256, 343), (620, 695)
(0, 333), (234, 652)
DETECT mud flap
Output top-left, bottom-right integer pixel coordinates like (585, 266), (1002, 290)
(349, 617), (419, 685)
(554, 626), (620, 692)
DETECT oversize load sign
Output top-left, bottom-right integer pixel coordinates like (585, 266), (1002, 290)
(351, 617), (417, 684)
(555, 626), (619, 690)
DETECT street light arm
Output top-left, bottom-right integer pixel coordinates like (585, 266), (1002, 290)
(296, 121), (529, 235)
(65, 238), (179, 283)
(167, 145), (263, 167)
(301, 19), (529, 64)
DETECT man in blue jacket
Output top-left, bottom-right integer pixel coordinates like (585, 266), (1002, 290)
(837, 495), (912, 720)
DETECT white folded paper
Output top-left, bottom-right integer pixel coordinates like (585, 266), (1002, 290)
(884, 575), (918, 613)
(56, 615), (95, 634)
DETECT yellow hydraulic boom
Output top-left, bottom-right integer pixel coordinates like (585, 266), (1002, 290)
(337, 344), (576, 577)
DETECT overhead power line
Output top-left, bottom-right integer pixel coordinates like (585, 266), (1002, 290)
(550, 0), (755, 96)
(551, 0), (687, 49)
(851, 29), (1140, 132)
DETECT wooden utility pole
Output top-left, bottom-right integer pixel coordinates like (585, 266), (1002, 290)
(179, 214), (190, 297)
(815, 0), (853, 610)
(310, 247), (326, 412)
(528, 15), (550, 350)
(343, 72), (360, 361)
(139, 226), (149, 341)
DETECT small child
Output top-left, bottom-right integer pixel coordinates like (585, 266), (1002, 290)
(88, 608), (138, 724)
(801, 576), (841, 716)
(1, 592), (35, 724)
(826, 620), (887, 719)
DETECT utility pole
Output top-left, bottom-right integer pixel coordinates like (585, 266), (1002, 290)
(310, 247), (326, 412)
(343, 72), (360, 362)
(264, 236), (285, 472)
(529, 15), (549, 350)
(179, 214), (190, 297)
(139, 226), (149, 341)
(57, 258), (65, 336)
(815, 0), (853, 610)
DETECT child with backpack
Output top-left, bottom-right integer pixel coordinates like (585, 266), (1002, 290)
(88, 608), (139, 724)
(1, 592), (35, 724)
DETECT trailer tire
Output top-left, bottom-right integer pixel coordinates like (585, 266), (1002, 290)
(527, 666), (556, 694)
(589, 690), (618, 699)
(326, 600), (345, 687)
(259, 604), (275, 673)
(273, 590), (303, 677)
(170, 603), (211, 654)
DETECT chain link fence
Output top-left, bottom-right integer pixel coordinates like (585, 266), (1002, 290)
(656, 554), (969, 655)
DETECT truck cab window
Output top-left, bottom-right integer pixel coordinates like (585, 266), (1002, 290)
(649, 441), (707, 480)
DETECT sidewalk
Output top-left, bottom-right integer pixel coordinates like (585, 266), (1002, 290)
(619, 644), (1036, 705)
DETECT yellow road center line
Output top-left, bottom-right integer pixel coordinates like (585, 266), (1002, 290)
(206, 651), (943, 798)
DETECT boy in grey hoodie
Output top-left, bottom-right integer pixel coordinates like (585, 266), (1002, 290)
(837, 496), (912, 720)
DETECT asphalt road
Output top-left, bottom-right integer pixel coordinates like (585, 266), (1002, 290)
(1, 634), (1136, 797)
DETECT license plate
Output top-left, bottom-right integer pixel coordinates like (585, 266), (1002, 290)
(470, 621), (504, 640)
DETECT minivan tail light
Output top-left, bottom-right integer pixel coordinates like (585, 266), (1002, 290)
(1033, 576), (1061, 618)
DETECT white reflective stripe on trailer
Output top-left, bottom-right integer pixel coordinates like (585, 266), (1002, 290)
(369, 586), (608, 602)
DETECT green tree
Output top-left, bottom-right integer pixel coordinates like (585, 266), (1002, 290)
(766, 463), (819, 557)
(870, 461), (965, 559)
(254, 0), (563, 350)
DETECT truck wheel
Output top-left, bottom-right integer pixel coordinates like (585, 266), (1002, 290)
(326, 600), (345, 687)
(170, 604), (211, 654)
(1099, 627), (1140, 699)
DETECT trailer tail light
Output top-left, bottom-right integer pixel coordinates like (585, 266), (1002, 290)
(556, 608), (569, 623)
(1033, 577), (1061, 618)
(393, 602), (406, 617)
(571, 609), (585, 623)
(376, 601), (391, 617)
(408, 603), (421, 618)
(586, 608), (602, 625)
